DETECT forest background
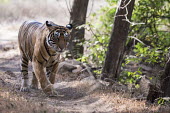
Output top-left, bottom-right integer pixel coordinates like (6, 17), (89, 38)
(0, 0), (170, 112)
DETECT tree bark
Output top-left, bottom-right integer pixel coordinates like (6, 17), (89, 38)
(147, 84), (160, 103)
(160, 58), (170, 97)
(101, 0), (135, 80)
(146, 58), (170, 102)
(67, 0), (89, 59)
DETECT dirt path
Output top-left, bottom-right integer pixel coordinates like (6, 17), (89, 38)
(0, 41), (115, 113)
(1, 41), (170, 113)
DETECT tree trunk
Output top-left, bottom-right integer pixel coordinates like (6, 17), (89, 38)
(147, 58), (170, 102)
(101, 0), (135, 80)
(67, 0), (89, 59)
(147, 84), (160, 103)
(160, 58), (170, 97)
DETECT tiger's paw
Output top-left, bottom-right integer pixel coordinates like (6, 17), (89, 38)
(20, 79), (30, 92)
(30, 84), (39, 90)
(20, 86), (30, 92)
(30, 81), (39, 90)
(43, 84), (64, 97)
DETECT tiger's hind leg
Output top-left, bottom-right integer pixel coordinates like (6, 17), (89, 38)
(30, 72), (39, 89)
(20, 56), (29, 92)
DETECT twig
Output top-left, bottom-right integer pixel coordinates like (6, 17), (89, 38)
(65, 0), (71, 14)
(82, 63), (95, 78)
(120, 0), (132, 9)
(56, 0), (70, 19)
(116, 0), (145, 26)
(128, 36), (146, 45)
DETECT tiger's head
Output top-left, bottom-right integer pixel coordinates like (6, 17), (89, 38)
(45, 21), (72, 53)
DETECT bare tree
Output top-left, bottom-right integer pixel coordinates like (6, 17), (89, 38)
(101, 0), (135, 80)
(67, 0), (89, 59)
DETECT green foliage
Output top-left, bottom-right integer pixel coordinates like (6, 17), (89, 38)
(119, 68), (142, 84)
(124, 55), (142, 65)
(131, 0), (170, 66)
(157, 97), (170, 105)
(134, 43), (169, 66)
(83, 0), (170, 82)
(120, 55), (142, 85)
(83, 1), (117, 67)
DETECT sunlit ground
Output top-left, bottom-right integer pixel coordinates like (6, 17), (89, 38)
(0, 0), (170, 113)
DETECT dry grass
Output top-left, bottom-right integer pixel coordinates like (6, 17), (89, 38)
(0, 0), (106, 24)
(0, 89), (61, 113)
(1, 77), (170, 113)
(0, 0), (70, 24)
(0, 0), (170, 112)
(0, 0), (71, 43)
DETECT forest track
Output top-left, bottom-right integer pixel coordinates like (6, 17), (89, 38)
(0, 41), (114, 113)
(0, 41), (170, 113)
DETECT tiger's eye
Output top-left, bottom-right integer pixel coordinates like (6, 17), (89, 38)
(54, 32), (60, 37)
(64, 32), (68, 37)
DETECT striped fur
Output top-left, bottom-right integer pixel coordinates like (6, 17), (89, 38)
(18, 21), (72, 95)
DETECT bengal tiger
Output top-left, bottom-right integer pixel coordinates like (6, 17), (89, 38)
(18, 21), (72, 96)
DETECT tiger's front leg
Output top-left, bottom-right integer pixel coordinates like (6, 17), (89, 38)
(49, 62), (59, 84)
(32, 59), (58, 96)
(30, 72), (39, 89)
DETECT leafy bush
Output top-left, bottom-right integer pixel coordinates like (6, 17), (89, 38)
(84, 0), (170, 82)
(83, 0), (117, 67)
(119, 68), (142, 84)
(157, 97), (170, 105)
(131, 0), (170, 67)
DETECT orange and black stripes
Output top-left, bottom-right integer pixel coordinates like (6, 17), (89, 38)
(18, 20), (72, 86)
(40, 50), (48, 62)
(18, 21), (43, 79)
(20, 56), (29, 79)
(44, 38), (51, 56)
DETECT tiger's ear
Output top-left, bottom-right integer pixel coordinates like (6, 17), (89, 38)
(46, 21), (56, 31)
(66, 24), (73, 30)
(46, 21), (52, 27)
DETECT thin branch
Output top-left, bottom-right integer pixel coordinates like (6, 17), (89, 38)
(120, 0), (132, 9)
(56, 0), (70, 19)
(115, 0), (145, 26)
(154, 15), (170, 19)
(65, 0), (71, 14)
(69, 0), (72, 11)
(122, 4), (145, 26)
(128, 36), (146, 45)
